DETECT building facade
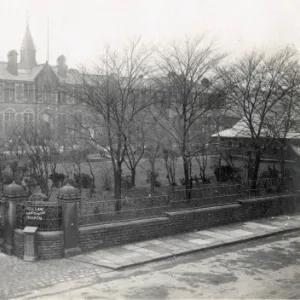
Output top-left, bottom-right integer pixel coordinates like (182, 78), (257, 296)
(0, 23), (83, 148)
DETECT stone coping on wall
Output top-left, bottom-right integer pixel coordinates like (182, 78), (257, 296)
(79, 216), (170, 231)
(164, 203), (241, 216)
(78, 193), (299, 253)
(12, 193), (300, 260)
(238, 193), (295, 204)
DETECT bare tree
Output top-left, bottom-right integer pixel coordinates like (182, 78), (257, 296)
(13, 119), (63, 196)
(264, 68), (300, 180)
(219, 47), (300, 189)
(195, 149), (210, 184)
(71, 38), (154, 211)
(162, 145), (178, 189)
(124, 112), (149, 187)
(144, 139), (162, 196)
(153, 36), (226, 197)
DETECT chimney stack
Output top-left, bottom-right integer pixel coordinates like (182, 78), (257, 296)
(7, 50), (18, 75)
(57, 55), (68, 77)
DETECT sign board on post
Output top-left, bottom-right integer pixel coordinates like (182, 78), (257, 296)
(16, 201), (62, 231)
(25, 206), (46, 221)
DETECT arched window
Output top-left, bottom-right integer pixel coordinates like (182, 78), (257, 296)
(4, 109), (15, 135)
(24, 109), (34, 130)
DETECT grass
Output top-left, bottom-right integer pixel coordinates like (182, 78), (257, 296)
(55, 157), (215, 190)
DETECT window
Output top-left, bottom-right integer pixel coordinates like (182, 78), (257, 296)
(24, 84), (34, 102)
(4, 109), (15, 135)
(0, 82), (4, 102)
(0, 114), (3, 133)
(4, 82), (15, 102)
(24, 110), (34, 130)
(58, 91), (66, 104)
(44, 84), (52, 104)
(15, 83), (24, 102)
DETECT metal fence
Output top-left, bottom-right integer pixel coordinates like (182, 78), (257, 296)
(169, 177), (294, 209)
(79, 177), (294, 226)
(79, 195), (169, 226)
(16, 201), (62, 231)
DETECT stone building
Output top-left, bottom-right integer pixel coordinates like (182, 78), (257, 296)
(0, 23), (83, 147)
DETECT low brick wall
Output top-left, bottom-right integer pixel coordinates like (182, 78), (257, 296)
(14, 229), (24, 258)
(14, 229), (64, 260)
(13, 193), (300, 259)
(37, 231), (64, 259)
(79, 193), (300, 252)
(79, 217), (172, 251)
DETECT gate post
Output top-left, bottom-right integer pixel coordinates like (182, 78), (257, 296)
(3, 182), (28, 255)
(57, 184), (81, 257)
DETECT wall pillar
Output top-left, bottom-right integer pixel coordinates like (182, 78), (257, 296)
(23, 226), (38, 261)
(57, 184), (81, 257)
(3, 182), (28, 255)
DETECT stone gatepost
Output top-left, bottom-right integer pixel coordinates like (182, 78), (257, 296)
(3, 182), (28, 255)
(57, 184), (81, 257)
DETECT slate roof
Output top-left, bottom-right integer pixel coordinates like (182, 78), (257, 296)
(212, 117), (300, 140)
(0, 62), (44, 81)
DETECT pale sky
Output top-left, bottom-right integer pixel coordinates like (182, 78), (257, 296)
(0, 0), (300, 68)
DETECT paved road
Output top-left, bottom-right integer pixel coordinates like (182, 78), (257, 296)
(10, 231), (300, 300)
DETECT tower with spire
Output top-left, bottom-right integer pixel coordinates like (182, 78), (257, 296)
(19, 22), (37, 69)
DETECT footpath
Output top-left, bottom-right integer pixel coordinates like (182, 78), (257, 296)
(68, 213), (300, 270)
(2, 213), (300, 299)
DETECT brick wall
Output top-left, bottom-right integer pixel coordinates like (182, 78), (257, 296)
(13, 229), (64, 260)
(79, 193), (300, 252)
(79, 217), (172, 251)
(12, 193), (300, 259)
(14, 229), (24, 258)
(36, 231), (64, 259)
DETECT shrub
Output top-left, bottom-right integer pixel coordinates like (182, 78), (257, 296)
(50, 172), (66, 188)
(146, 170), (161, 187)
(179, 177), (186, 186)
(214, 165), (242, 183)
(63, 177), (77, 187)
(2, 170), (14, 185)
(122, 174), (133, 190)
(99, 164), (113, 191)
(74, 173), (93, 189)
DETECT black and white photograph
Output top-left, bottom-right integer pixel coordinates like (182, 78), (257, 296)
(0, 0), (300, 299)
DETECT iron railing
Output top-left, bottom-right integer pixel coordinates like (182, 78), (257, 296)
(16, 201), (62, 231)
(79, 177), (294, 226)
(79, 195), (169, 226)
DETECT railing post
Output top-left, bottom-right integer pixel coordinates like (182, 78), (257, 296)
(3, 182), (28, 255)
(57, 184), (81, 258)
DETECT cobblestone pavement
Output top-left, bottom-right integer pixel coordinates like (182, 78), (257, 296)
(1, 213), (300, 299)
(68, 213), (300, 269)
(0, 255), (110, 299)
(13, 230), (300, 299)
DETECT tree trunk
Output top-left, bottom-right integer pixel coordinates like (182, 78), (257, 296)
(251, 149), (261, 195)
(131, 168), (136, 187)
(280, 146), (285, 182)
(150, 163), (155, 196)
(114, 163), (122, 212)
(183, 157), (191, 200)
